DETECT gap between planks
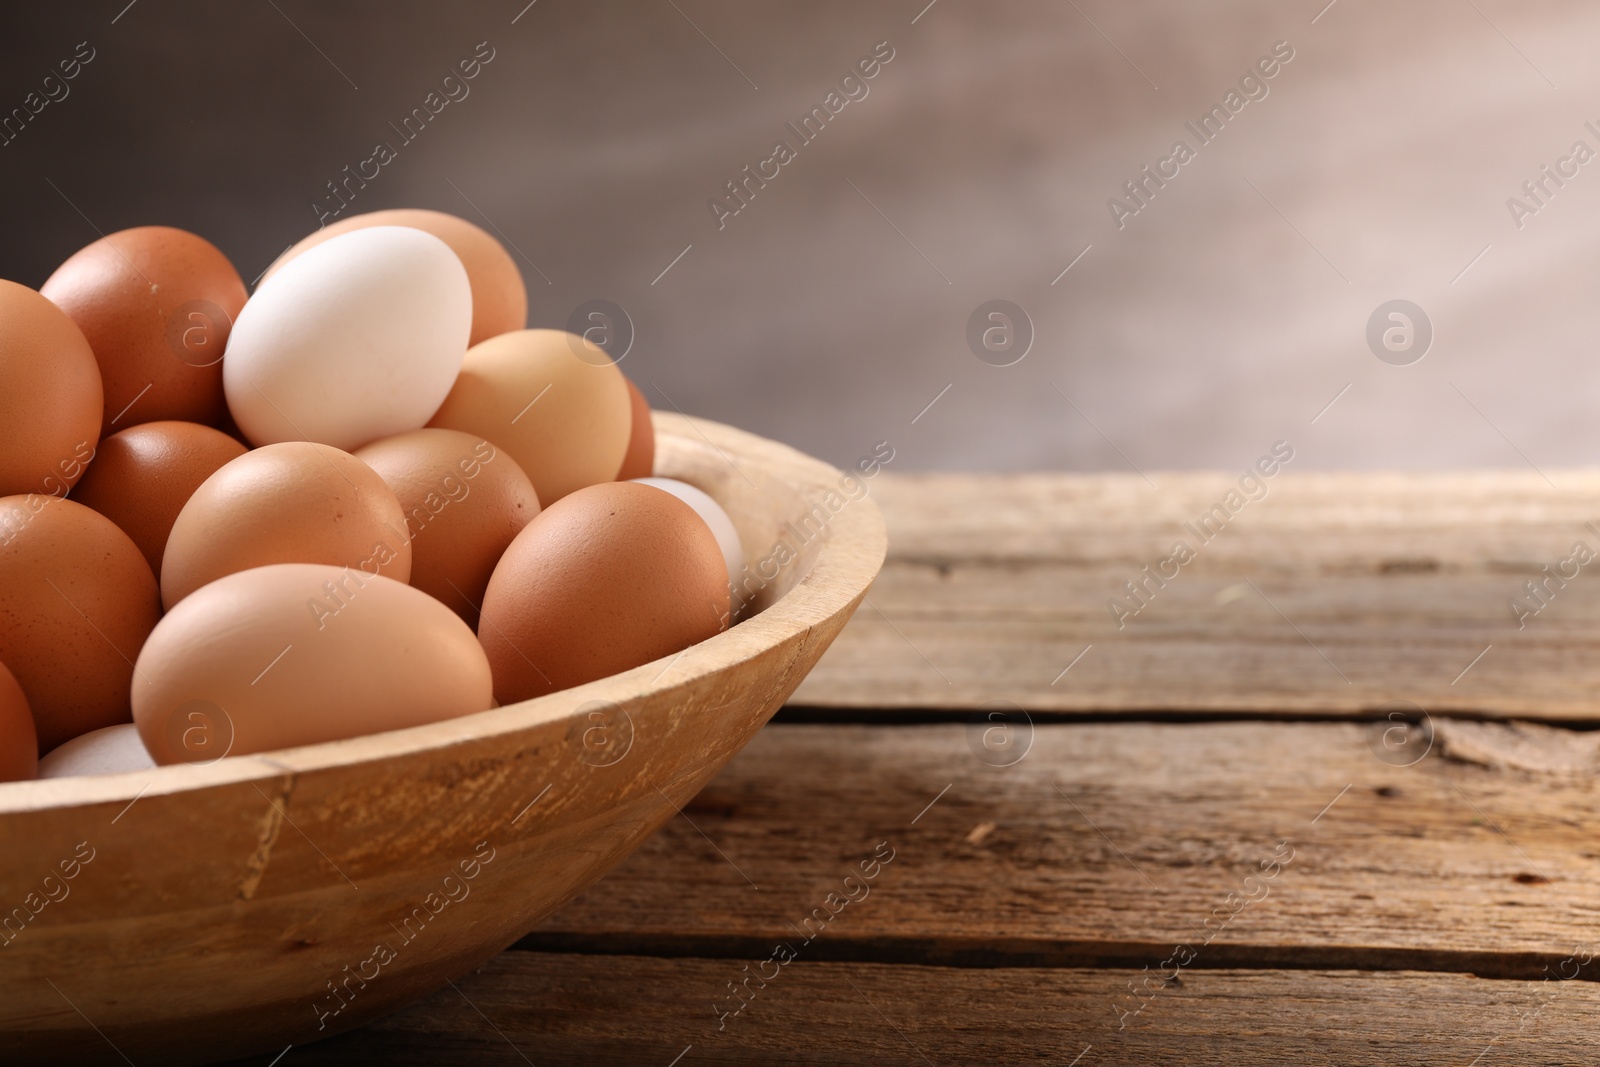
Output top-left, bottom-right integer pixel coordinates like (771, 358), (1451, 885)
(510, 930), (1600, 984)
(529, 722), (1600, 983)
(237, 954), (1600, 1067)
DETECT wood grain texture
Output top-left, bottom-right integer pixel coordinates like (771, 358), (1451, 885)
(230, 953), (1600, 1067)
(793, 471), (1600, 718)
(526, 721), (1600, 976)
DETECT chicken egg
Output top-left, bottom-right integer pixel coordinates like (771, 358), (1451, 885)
(0, 495), (161, 751)
(478, 481), (729, 703)
(264, 208), (526, 347)
(161, 441), (410, 609)
(0, 660), (38, 782)
(355, 428), (539, 627)
(631, 477), (743, 586)
(41, 226), (247, 433)
(37, 723), (155, 778)
(616, 377), (654, 480)
(0, 279), (102, 498)
(134, 563), (494, 763)
(223, 226), (471, 450)
(428, 329), (631, 505)
(68, 420), (247, 579)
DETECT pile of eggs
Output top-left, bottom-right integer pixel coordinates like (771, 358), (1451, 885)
(0, 209), (745, 782)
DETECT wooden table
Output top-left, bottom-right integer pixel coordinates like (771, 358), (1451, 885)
(241, 472), (1600, 1065)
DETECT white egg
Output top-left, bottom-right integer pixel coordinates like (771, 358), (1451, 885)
(632, 477), (744, 582)
(223, 226), (472, 451)
(38, 724), (156, 778)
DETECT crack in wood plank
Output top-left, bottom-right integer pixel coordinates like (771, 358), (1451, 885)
(235, 772), (296, 901)
(1436, 719), (1600, 776)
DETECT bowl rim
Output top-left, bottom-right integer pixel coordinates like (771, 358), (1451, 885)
(0, 413), (887, 816)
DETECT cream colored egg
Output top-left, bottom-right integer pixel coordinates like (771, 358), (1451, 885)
(428, 329), (630, 504)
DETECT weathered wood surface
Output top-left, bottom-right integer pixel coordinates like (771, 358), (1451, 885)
(243, 955), (1600, 1067)
(793, 472), (1600, 718)
(222, 472), (1600, 1065)
(219, 719), (1600, 1065)
(527, 722), (1600, 975)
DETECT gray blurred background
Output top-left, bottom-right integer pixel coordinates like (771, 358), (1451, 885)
(1, 0), (1595, 475)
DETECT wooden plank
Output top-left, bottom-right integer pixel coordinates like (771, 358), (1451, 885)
(792, 471), (1600, 718)
(524, 722), (1600, 975)
(232, 953), (1600, 1066)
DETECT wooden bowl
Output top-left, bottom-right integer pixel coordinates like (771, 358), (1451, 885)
(0, 414), (886, 1064)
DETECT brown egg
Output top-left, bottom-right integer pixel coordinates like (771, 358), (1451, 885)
(161, 442), (411, 609)
(616, 377), (655, 480)
(428, 329), (631, 504)
(478, 481), (729, 704)
(264, 209), (526, 346)
(0, 660), (38, 782)
(69, 420), (248, 578)
(0, 279), (102, 498)
(356, 428), (539, 627)
(41, 226), (247, 433)
(134, 564), (493, 763)
(0, 495), (162, 751)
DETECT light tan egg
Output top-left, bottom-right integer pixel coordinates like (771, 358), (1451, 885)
(133, 563), (494, 763)
(428, 329), (631, 504)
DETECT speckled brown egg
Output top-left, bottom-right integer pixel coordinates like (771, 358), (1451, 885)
(264, 209), (526, 346)
(41, 226), (248, 433)
(478, 481), (729, 704)
(0, 495), (162, 751)
(69, 420), (247, 579)
(356, 428), (539, 627)
(0, 659), (38, 782)
(0, 279), (102, 498)
(161, 441), (411, 609)
(616, 377), (654, 480)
